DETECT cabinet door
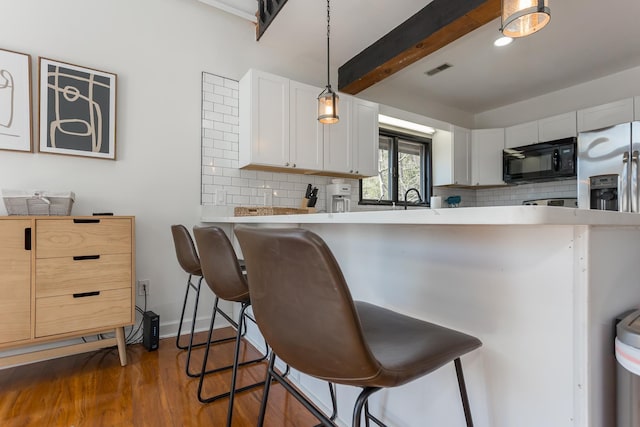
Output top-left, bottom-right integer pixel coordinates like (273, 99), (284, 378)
(452, 126), (471, 185)
(239, 69), (290, 168)
(289, 80), (323, 171)
(352, 98), (379, 177)
(323, 95), (353, 174)
(577, 98), (634, 132)
(635, 96), (640, 121)
(0, 220), (31, 344)
(538, 111), (577, 141)
(505, 120), (538, 148)
(471, 128), (505, 186)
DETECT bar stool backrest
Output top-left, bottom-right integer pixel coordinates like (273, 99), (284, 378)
(193, 226), (248, 303)
(235, 225), (381, 383)
(171, 224), (202, 276)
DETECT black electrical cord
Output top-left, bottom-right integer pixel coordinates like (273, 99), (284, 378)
(125, 286), (147, 344)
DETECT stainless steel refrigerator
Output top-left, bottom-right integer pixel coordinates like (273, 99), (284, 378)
(578, 122), (640, 211)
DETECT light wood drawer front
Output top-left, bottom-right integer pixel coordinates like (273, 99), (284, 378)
(36, 254), (132, 298)
(36, 288), (131, 338)
(36, 218), (131, 259)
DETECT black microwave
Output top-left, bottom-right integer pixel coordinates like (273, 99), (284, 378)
(503, 137), (577, 184)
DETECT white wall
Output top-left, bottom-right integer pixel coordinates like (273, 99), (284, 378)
(0, 0), (465, 337)
(475, 65), (640, 128)
(0, 0), (321, 335)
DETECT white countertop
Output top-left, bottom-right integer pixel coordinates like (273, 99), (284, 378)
(201, 206), (640, 226)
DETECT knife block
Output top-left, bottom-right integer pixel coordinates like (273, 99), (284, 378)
(300, 199), (317, 213)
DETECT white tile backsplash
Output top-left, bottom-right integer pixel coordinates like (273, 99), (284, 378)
(201, 72), (578, 212)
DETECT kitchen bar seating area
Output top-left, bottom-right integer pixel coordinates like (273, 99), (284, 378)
(4, 1), (640, 427)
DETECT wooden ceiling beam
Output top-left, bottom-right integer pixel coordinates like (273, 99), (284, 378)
(338, 0), (501, 95)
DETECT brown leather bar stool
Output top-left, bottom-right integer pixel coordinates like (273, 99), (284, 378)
(235, 226), (483, 427)
(192, 225), (269, 427)
(171, 224), (245, 377)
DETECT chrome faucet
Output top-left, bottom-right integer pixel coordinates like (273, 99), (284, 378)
(403, 188), (423, 210)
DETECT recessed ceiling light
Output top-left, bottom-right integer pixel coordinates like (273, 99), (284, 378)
(494, 36), (513, 47)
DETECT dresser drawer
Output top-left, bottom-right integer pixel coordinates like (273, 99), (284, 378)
(36, 218), (132, 259)
(36, 253), (132, 298)
(35, 288), (132, 338)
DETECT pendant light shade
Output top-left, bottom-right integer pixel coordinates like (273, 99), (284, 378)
(318, 0), (339, 124)
(501, 0), (550, 38)
(318, 87), (339, 124)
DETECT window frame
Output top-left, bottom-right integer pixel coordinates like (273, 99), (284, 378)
(359, 128), (432, 207)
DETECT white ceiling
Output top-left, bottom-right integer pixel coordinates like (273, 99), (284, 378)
(207, 0), (640, 114)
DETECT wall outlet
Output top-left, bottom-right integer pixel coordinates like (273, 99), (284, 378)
(137, 279), (150, 296)
(214, 189), (227, 206)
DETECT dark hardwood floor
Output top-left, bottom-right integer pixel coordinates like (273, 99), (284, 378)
(0, 329), (320, 426)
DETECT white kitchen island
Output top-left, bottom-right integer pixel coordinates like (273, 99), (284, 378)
(202, 206), (640, 427)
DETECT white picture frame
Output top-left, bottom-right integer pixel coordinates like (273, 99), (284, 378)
(0, 48), (33, 152)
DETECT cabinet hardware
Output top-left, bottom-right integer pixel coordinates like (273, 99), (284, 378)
(24, 228), (31, 251)
(285, 162), (289, 166)
(73, 255), (101, 261)
(73, 219), (101, 224)
(72, 291), (101, 298)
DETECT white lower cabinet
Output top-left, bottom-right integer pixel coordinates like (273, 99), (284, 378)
(471, 128), (505, 186)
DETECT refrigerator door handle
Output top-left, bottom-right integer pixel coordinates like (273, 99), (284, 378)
(632, 150), (639, 213)
(621, 151), (630, 212)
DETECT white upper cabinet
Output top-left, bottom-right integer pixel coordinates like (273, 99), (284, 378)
(577, 98), (634, 132)
(323, 95), (353, 175)
(538, 111), (577, 142)
(240, 69), (378, 176)
(635, 96), (640, 121)
(239, 69), (290, 169)
(432, 126), (471, 186)
(471, 128), (505, 186)
(323, 95), (379, 177)
(505, 121), (538, 149)
(289, 80), (323, 171)
(351, 98), (379, 177)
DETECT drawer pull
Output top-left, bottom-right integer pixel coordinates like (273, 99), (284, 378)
(73, 219), (101, 224)
(73, 291), (101, 298)
(73, 255), (101, 261)
(24, 227), (31, 251)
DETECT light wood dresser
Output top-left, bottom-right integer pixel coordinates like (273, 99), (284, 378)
(0, 216), (135, 367)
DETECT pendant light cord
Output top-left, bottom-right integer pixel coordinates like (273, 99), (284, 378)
(326, 0), (331, 88)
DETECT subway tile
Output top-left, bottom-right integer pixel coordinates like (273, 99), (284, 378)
(223, 150), (238, 160)
(249, 179), (265, 187)
(224, 96), (239, 108)
(214, 85), (233, 97)
(232, 177), (249, 187)
(226, 187), (241, 195)
(213, 158), (233, 168)
(223, 132), (239, 143)
(214, 140), (233, 151)
(240, 170), (257, 179)
(204, 111), (224, 122)
(224, 79), (239, 90)
(214, 103), (233, 115)
(224, 114), (239, 125)
(203, 73), (224, 86)
(232, 195), (250, 204)
(203, 101), (214, 112)
(202, 119), (214, 129)
(214, 122), (234, 133)
(213, 94), (224, 104)
(222, 168), (241, 178)
(256, 171), (273, 181)
(202, 83), (214, 93)
(214, 176), (232, 186)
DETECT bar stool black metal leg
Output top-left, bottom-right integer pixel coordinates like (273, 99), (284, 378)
(257, 352), (276, 427)
(225, 302), (249, 427)
(455, 357), (474, 427)
(353, 387), (381, 427)
(175, 275), (195, 350)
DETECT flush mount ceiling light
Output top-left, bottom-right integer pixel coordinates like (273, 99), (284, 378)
(501, 0), (550, 38)
(318, 0), (339, 124)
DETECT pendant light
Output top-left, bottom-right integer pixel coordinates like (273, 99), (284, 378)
(501, 0), (550, 38)
(318, 0), (339, 124)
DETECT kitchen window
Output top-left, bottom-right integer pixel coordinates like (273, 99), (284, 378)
(359, 129), (432, 206)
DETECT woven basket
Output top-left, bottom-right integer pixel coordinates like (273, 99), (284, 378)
(234, 206), (310, 217)
(2, 190), (75, 216)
